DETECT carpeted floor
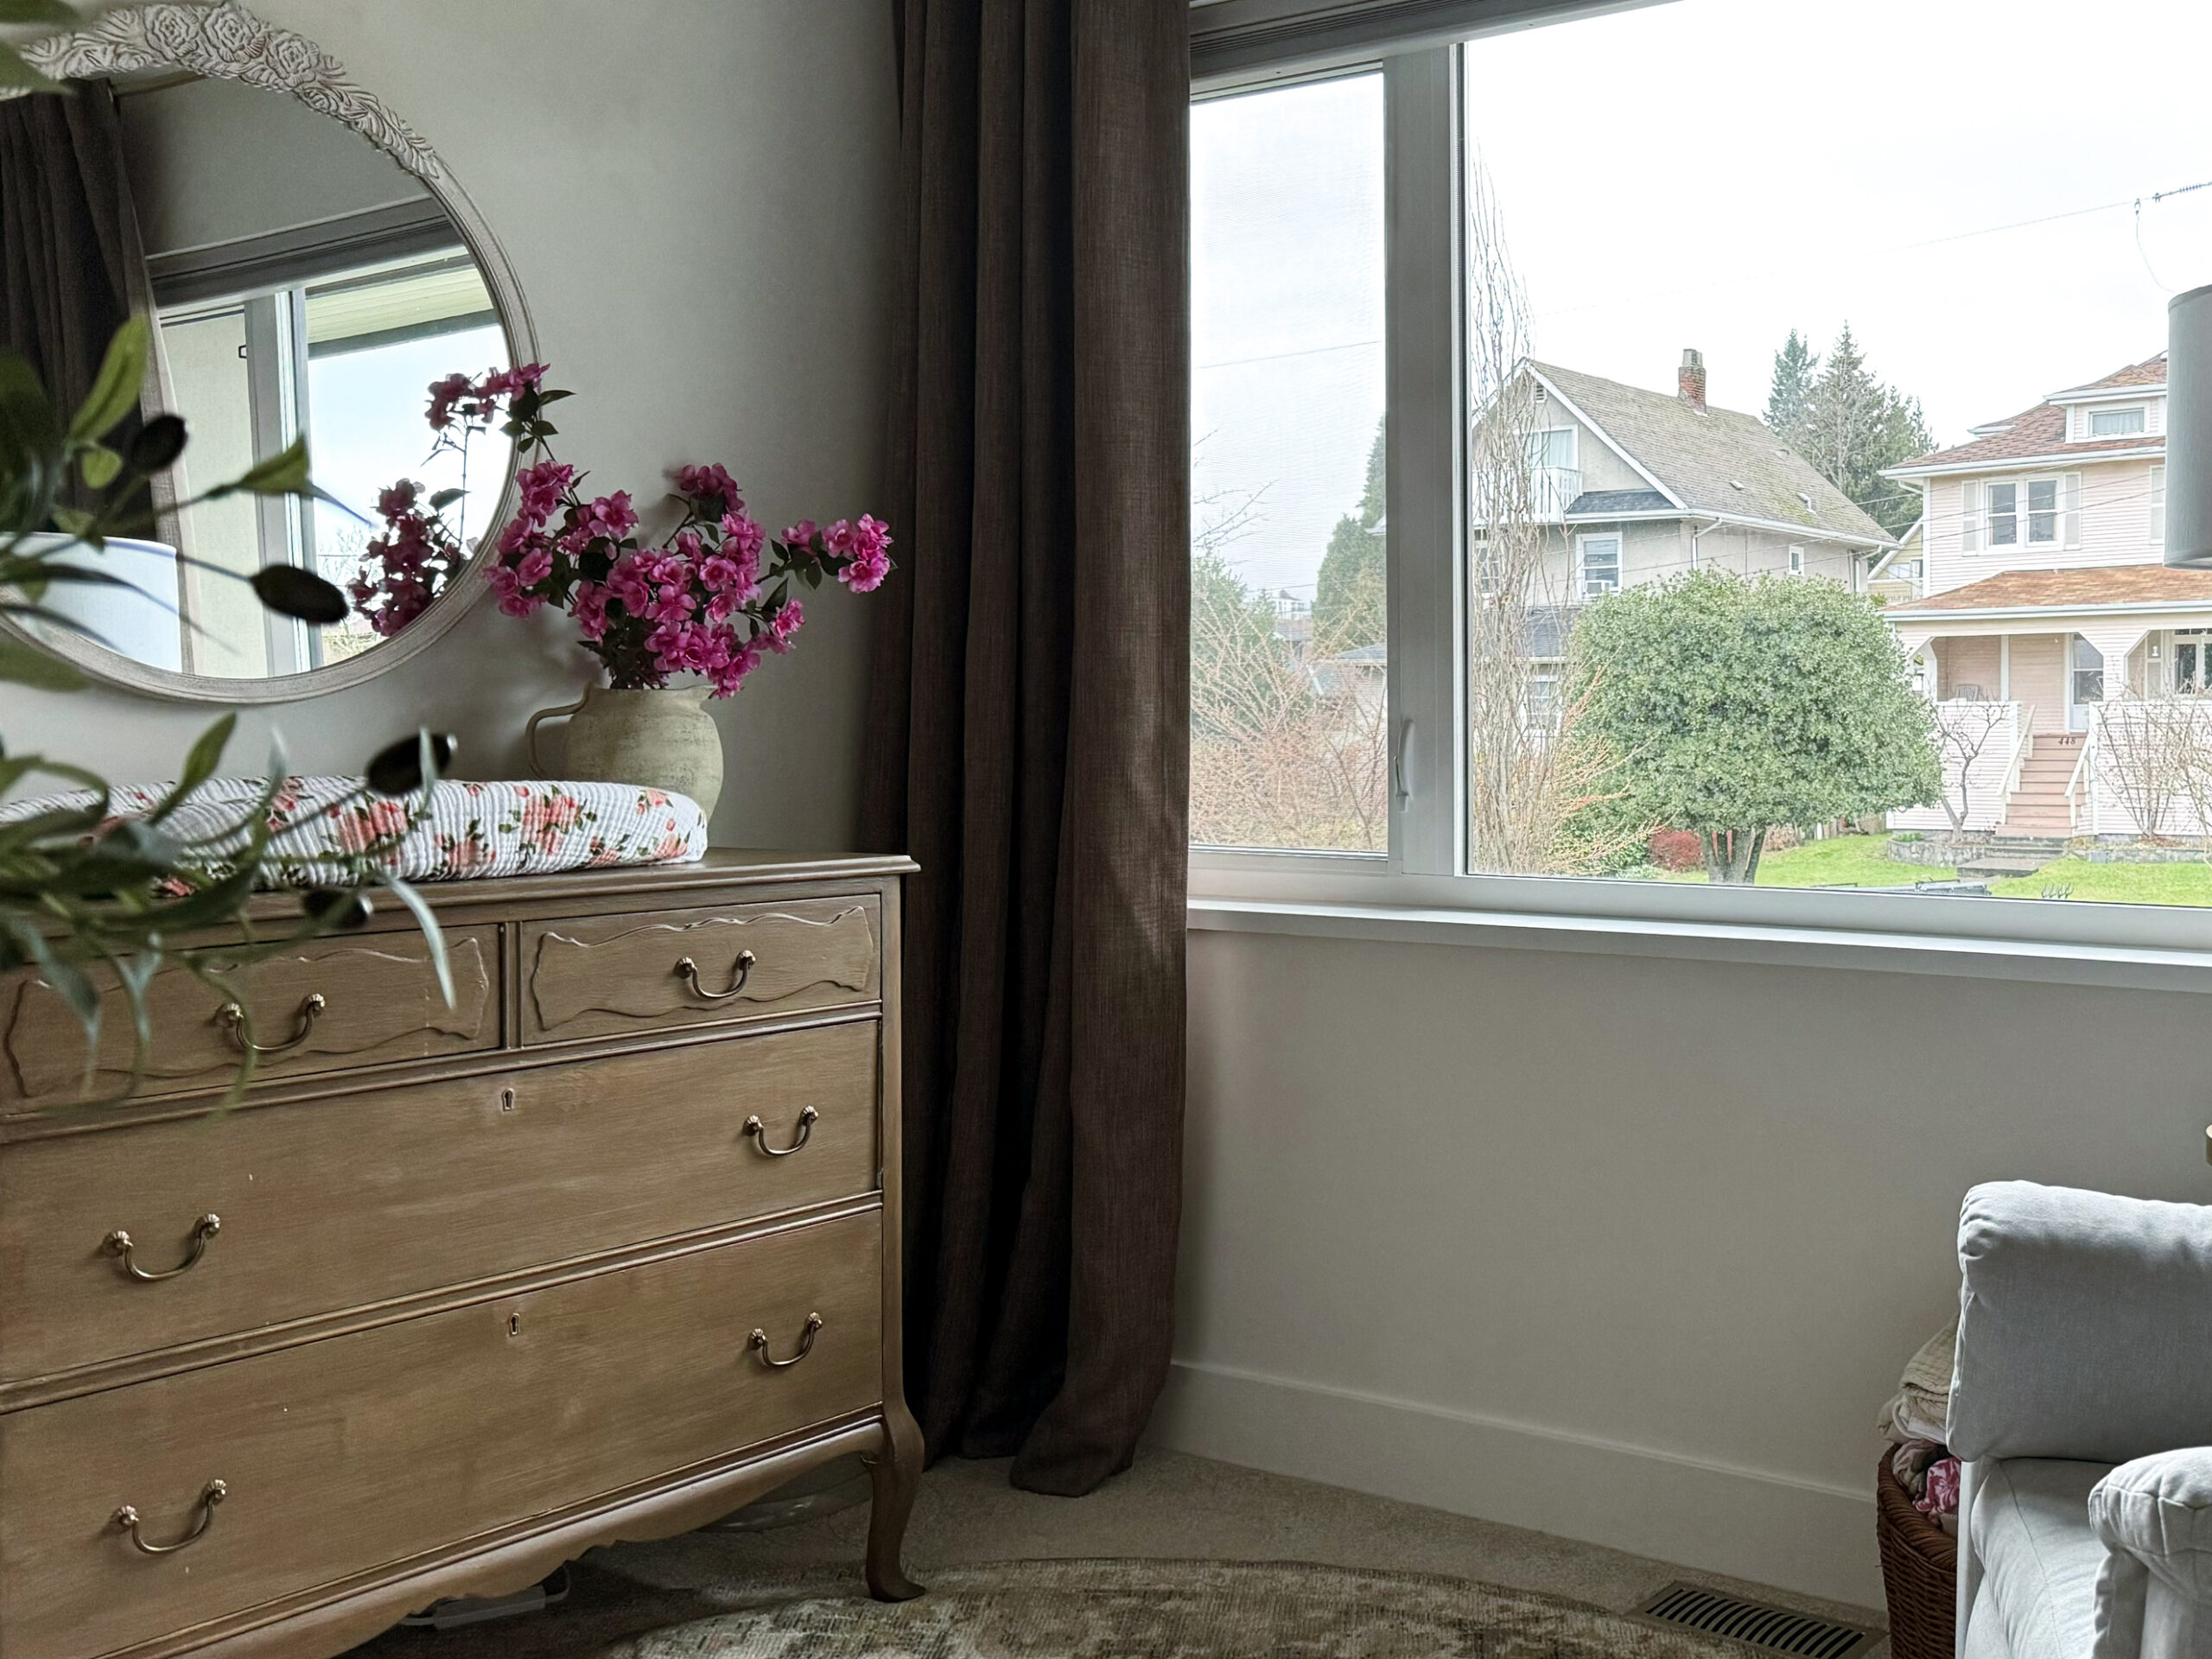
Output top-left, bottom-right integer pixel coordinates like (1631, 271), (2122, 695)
(344, 1448), (1886, 1658)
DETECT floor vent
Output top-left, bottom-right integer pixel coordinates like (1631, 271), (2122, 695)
(1633, 1581), (1882, 1659)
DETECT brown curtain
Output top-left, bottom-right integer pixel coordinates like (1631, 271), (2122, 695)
(0, 82), (143, 455)
(865, 0), (1191, 1497)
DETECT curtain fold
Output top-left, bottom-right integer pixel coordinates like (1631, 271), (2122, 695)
(867, 0), (1190, 1497)
(0, 82), (142, 448)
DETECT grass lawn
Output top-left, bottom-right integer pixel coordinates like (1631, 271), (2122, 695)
(1986, 857), (2212, 906)
(1652, 834), (1954, 887)
(1643, 835), (2212, 906)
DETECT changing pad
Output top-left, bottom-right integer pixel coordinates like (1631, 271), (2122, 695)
(3, 776), (709, 887)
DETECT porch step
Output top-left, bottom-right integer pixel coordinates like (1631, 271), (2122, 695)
(1984, 834), (2068, 854)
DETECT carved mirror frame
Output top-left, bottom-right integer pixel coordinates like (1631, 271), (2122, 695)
(0, 2), (540, 704)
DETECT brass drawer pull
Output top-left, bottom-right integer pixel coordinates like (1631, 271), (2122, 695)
(217, 992), (326, 1054)
(750, 1313), (823, 1369)
(113, 1480), (226, 1554)
(743, 1103), (818, 1157)
(676, 949), (755, 1001)
(104, 1213), (220, 1282)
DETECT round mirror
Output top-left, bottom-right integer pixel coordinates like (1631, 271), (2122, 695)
(0, 3), (537, 701)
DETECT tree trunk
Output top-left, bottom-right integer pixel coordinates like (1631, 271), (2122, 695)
(1704, 827), (1765, 883)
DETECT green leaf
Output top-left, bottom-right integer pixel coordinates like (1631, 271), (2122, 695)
(144, 715), (233, 824)
(428, 487), (465, 511)
(49, 506), (93, 536)
(208, 436), (310, 499)
(373, 874), (453, 1007)
(249, 565), (346, 624)
(78, 442), (122, 488)
(0, 639), (86, 690)
(67, 315), (148, 446)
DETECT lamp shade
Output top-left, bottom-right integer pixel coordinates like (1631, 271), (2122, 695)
(2168, 283), (2212, 568)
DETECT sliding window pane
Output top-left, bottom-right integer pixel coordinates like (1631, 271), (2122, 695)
(1190, 73), (1386, 853)
(1457, 0), (2212, 903)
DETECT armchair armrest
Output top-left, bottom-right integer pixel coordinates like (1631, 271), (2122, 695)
(1951, 1182), (2212, 1464)
(2092, 1452), (2212, 1659)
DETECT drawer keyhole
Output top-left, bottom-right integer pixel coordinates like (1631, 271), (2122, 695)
(508, 1313), (520, 1338)
(499, 1088), (516, 1114)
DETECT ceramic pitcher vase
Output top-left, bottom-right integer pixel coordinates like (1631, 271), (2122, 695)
(527, 684), (724, 819)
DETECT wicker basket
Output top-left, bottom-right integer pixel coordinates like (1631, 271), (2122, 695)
(1876, 1454), (1957, 1659)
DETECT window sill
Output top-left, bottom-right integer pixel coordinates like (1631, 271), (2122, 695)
(1186, 860), (2212, 994)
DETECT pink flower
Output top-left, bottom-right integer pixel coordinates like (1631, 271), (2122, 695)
(486, 563), (540, 618)
(841, 550), (891, 593)
(426, 372), (472, 430)
(721, 511), (765, 560)
(677, 463), (743, 513)
(514, 544), (554, 587)
(378, 480), (418, 520)
(583, 491), (638, 541)
(517, 459), (574, 524)
(572, 581), (611, 640)
(699, 553), (742, 592)
(766, 597), (804, 653)
(826, 514), (893, 592)
(782, 518), (818, 549)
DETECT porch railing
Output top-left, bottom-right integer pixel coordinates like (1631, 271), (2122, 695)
(2064, 721), (2097, 832)
(1999, 705), (2037, 809)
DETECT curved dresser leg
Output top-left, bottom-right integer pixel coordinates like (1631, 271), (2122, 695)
(865, 1405), (925, 1601)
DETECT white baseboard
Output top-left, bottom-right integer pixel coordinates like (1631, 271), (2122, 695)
(1146, 1358), (1883, 1610)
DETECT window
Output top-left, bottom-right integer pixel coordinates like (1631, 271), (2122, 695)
(1190, 72), (1385, 853)
(2025, 478), (2059, 544)
(159, 249), (503, 676)
(1192, 0), (2212, 927)
(1576, 535), (1621, 599)
(2178, 630), (2212, 695)
(1988, 481), (2018, 545)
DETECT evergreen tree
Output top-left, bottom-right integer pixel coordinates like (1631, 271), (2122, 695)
(1314, 416), (1386, 649)
(1770, 324), (1935, 541)
(1765, 329), (1819, 439)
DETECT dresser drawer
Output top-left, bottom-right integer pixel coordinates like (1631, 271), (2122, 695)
(0, 926), (500, 1106)
(0, 1020), (881, 1382)
(520, 896), (880, 1045)
(0, 1209), (883, 1659)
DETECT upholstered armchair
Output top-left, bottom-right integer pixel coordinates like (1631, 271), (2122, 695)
(1951, 1182), (2212, 1659)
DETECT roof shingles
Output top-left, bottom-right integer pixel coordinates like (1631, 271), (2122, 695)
(1529, 361), (1891, 546)
(1891, 355), (2167, 473)
(1889, 564), (2212, 615)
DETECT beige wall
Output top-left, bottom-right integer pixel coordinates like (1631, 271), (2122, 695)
(1937, 634), (1999, 699)
(0, 0), (899, 853)
(1163, 926), (2212, 1607)
(2008, 632), (2069, 733)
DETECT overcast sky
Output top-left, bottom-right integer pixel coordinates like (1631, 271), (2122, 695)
(1192, 0), (2212, 597)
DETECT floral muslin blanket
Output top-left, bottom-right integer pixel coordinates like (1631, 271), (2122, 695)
(1, 777), (708, 887)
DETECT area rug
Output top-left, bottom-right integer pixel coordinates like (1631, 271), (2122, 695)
(352, 1557), (1790, 1659)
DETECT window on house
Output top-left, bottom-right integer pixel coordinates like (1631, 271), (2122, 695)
(2072, 636), (2105, 709)
(1988, 481), (2018, 545)
(2026, 478), (2059, 544)
(1577, 535), (1621, 599)
(1192, 0), (2212, 922)
(2177, 631), (2212, 696)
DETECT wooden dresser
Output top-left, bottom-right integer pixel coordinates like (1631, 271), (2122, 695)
(0, 850), (922, 1659)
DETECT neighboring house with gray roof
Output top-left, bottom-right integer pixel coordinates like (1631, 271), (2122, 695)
(1497, 350), (1896, 617)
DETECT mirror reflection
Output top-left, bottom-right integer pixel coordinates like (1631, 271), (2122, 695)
(2, 70), (511, 680)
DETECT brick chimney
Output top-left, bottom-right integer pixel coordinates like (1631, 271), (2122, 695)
(1678, 348), (1707, 412)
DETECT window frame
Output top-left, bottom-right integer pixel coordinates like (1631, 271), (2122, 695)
(2089, 404), (2146, 438)
(1575, 531), (1623, 599)
(1186, 34), (2212, 986)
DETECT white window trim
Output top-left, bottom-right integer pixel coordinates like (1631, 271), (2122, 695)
(1575, 531), (1623, 600)
(1788, 543), (1805, 575)
(1187, 38), (2212, 990)
(2088, 404), (2148, 439)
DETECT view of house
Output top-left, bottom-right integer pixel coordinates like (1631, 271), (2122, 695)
(1881, 356), (2212, 849)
